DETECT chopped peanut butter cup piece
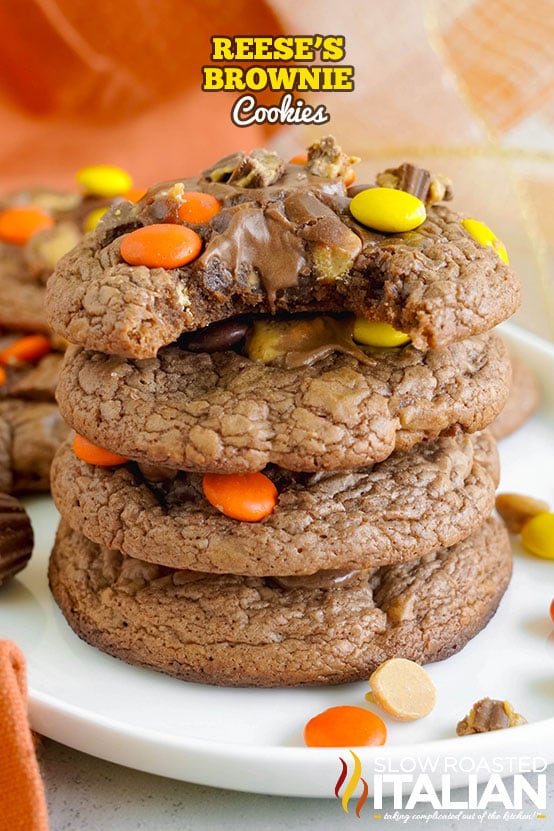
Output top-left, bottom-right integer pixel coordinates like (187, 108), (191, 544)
(456, 697), (527, 735)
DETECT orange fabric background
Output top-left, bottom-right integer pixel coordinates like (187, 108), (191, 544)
(0, 642), (48, 831)
(0, 0), (282, 189)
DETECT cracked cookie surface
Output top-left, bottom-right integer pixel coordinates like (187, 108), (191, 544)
(45, 156), (520, 358)
(48, 517), (512, 686)
(56, 332), (510, 473)
(51, 432), (499, 574)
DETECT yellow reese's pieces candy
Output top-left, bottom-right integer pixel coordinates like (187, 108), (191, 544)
(353, 319), (411, 348)
(521, 512), (554, 560)
(83, 207), (109, 233)
(350, 187), (426, 233)
(462, 218), (509, 264)
(76, 164), (133, 198)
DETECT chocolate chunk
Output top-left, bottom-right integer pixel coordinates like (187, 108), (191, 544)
(398, 164), (430, 201)
(184, 319), (250, 353)
(347, 183), (375, 198)
(0, 492), (34, 585)
(270, 569), (367, 591)
(245, 315), (375, 368)
(377, 163), (430, 202)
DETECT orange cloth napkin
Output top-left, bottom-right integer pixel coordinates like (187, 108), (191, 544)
(0, 641), (48, 831)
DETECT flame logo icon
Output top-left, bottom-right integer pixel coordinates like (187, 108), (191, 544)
(335, 750), (369, 817)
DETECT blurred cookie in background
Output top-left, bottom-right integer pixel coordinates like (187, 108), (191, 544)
(0, 166), (138, 493)
(0, 167), (136, 334)
(490, 349), (540, 440)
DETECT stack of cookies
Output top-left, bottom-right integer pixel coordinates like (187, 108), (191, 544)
(46, 139), (520, 686)
(0, 171), (135, 493)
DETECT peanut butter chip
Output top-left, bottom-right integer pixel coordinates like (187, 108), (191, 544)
(368, 658), (436, 721)
(495, 492), (550, 534)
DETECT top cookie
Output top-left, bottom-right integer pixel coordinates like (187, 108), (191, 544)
(46, 141), (520, 358)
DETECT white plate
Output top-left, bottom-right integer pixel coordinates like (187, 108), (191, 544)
(0, 323), (553, 799)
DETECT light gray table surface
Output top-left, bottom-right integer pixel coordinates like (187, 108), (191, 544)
(39, 740), (553, 831)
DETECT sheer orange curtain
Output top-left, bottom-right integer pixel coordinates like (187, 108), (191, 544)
(0, 0), (283, 189)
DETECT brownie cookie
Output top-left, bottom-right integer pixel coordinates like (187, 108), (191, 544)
(0, 188), (92, 489)
(0, 493), (34, 585)
(45, 144), (520, 359)
(48, 517), (512, 686)
(0, 331), (67, 491)
(51, 432), (498, 575)
(3, 353), (63, 402)
(0, 188), (95, 333)
(0, 333), (63, 402)
(0, 399), (70, 492)
(0, 183), (103, 492)
(0, 271), (51, 334)
(56, 332), (509, 473)
(490, 350), (540, 439)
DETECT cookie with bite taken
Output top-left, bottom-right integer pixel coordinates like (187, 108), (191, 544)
(46, 138), (520, 359)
